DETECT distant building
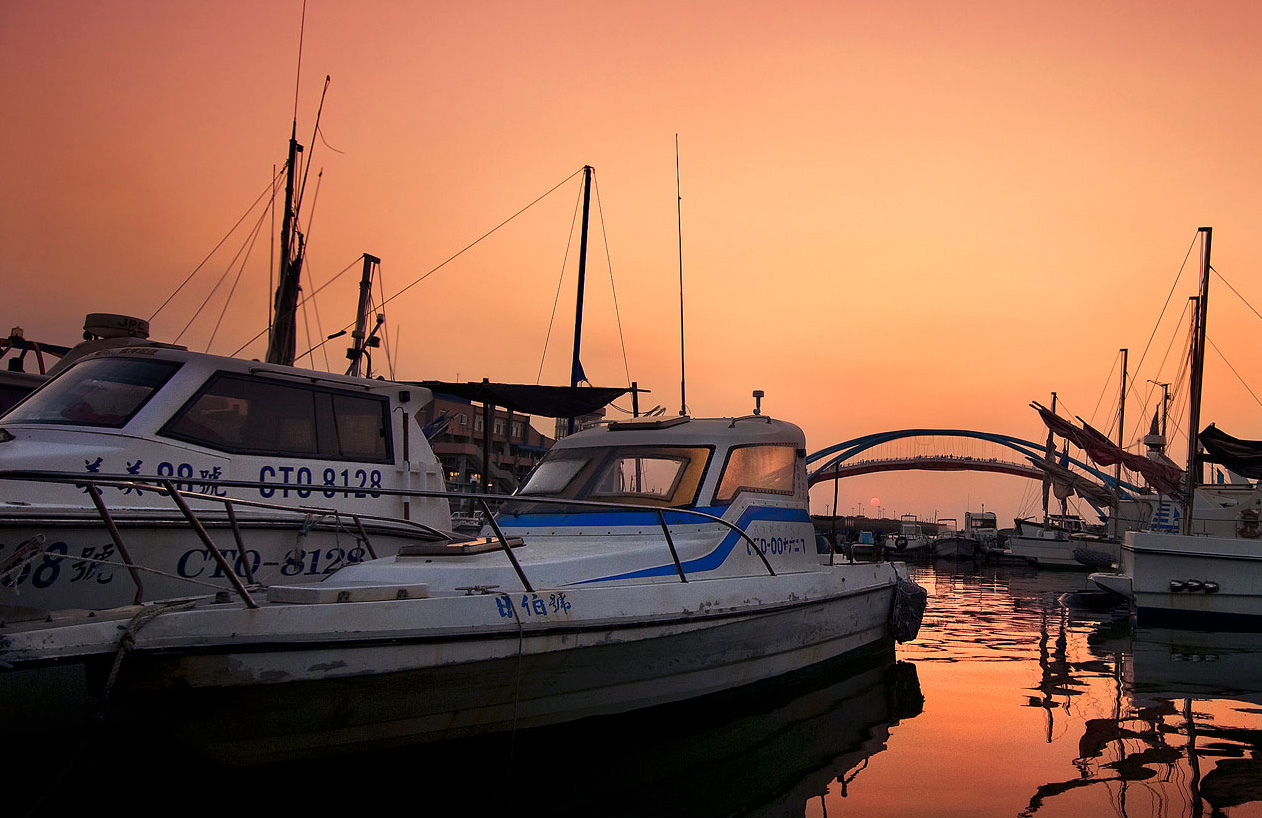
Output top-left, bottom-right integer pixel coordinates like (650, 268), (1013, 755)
(415, 392), (554, 500)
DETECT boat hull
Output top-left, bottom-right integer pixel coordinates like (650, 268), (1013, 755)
(0, 565), (903, 764)
(1091, 531), (1262, 626)
(1006, 534), (1118, 569)
(932, 537), (976, 560)
(0, 511), (439, 611)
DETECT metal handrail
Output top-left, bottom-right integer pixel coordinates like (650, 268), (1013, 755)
(0, 469), (782, 604)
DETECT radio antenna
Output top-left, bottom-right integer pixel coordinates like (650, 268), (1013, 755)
(676, 134), (687, 416)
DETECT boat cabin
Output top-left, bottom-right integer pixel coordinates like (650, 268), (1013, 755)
(502, 414), (807, 519)
(0, 345), (449, 528)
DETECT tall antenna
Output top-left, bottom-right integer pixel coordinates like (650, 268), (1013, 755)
(676, 134), (687, 416)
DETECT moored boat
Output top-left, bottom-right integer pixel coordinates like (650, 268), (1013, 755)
(1088, 229), (1262, 626)
(0, 405), (926, 763)
(0, 344), (620, 612)
(1008, 515), (1119, 569)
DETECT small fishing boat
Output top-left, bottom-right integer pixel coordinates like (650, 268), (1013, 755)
(892, 513), (932, 556)
(0, 403), (926, 764)
(931, 517), (976, 560)
(1008, 515), (1118, 569)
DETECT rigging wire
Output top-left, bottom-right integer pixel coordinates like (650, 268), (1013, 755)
(1211, 265), (1262, 323)
(376, 261), (395, 379)
(383, 168), (587, 327)
(292, 1), (306, 122)
(172, 199), (273, 345)
(1087, 350), (1121, 431)
(593, 174), (632, 385)
(1127, 297), (1195, 447)
(536, 176), (585, 384)
(1208, 336), (1262, 408)
(233, 255), (361, 358)
(206, 204), (269, 352)
(316, 124), (345, 155)
(1120, 233), (1199, 411)
(294, 76), (331, 221)
(149, 170), (284, 323)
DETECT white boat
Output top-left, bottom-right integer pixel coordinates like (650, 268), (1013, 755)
(1007, 515), (1119, 569)
(0, 344), (620, 612)
(931, 517), (976, 560)
(0, 407), (927, 764)
(1089, 229), (1262, 626)
(1089, 482), (1262, 625)
(892, 513), (932, 556)
(0, 345), (455, 611)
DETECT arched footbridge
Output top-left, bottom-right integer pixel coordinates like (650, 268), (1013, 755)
(806, 429), (1143, 497)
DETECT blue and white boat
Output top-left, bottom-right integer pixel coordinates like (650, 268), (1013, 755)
(0, 401), (925, 764)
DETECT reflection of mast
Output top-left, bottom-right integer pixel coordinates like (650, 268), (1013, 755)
(1041, 392), (1057, 525)
(1184, 698), (1205, 818)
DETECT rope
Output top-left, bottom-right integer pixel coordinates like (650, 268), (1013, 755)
(205, 197), (270, 351)
(593, 175), (632, 384)
(384, 168), (585, 320)
(1212, 265), (1262, 324)
(536, 180), (584, 383)
(1208, 336), (1262, 408)
(499, 591), (527, 773)
(150, 170), (284, 324)
(101, 599), (198, 705)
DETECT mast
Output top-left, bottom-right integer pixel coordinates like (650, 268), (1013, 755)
(1181, 226), (1212, 533)
(1117, 348), (1128, 489)
(267, 122), (305, 365)
(346, 253), (381, 378)
(676, 135), (687, 417)
(567, 165), (593, 434)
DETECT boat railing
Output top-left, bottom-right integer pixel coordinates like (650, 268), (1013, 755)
(0, 469), (775, 605)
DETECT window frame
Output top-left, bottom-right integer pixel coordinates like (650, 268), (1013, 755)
(713, 443), (799, 505)
(1, 356), (182, 429)
(159, 372), (394, 463)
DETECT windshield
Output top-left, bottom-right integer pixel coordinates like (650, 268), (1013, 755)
(508, 445), (712, 512)
(1, 356), (180, 428)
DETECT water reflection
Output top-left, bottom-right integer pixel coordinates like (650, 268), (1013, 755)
(1064, 623), (1262, 817)
(18, 650), (923, 817)
(822, 565), (1262, 818)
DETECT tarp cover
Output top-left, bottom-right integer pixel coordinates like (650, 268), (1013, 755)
(1200, 424), (1262, 479)
(414, 381), (627, 419)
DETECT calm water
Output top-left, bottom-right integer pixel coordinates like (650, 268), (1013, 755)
(17, 563), (1262, 817)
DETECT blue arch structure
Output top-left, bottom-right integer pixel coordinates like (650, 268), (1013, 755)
(806, 429), (1143, 497)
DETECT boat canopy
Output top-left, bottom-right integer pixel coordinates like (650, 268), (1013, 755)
(1200, 424), (1262, 480)
(415, 381), (627, 419)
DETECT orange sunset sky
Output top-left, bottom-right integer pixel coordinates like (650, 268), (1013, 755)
(3, 1), (1261, 525)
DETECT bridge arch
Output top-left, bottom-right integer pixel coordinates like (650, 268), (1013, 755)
(806, 428), (1141, 496)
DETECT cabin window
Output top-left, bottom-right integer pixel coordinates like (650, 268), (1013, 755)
(518, 457), (587, 495)
(591, 454), (689, 501)
(508, 445), (711, 512)
(714, 444), (797, 503)
(2, 356), (180, 428)
(162, 373), (391, 462)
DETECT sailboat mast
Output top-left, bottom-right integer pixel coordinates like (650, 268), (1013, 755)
(1182, 226), (1212, 532)
(566, 166), (594, 434)
(267, 123), (304, 366)
(1117, 347), (1127, 488)
(347, 253), (381, 378)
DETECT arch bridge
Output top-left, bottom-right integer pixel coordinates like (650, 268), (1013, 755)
(806, 429), (1141, 497)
